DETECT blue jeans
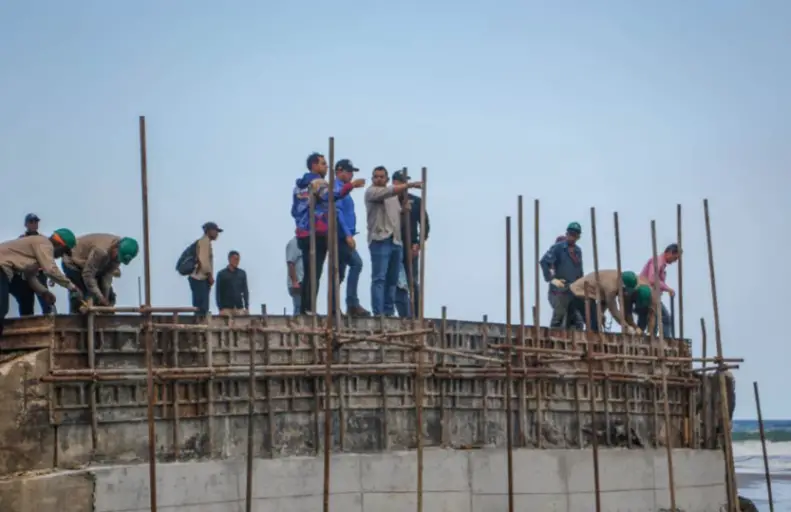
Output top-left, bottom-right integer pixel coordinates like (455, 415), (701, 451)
(290, 289), (301, 316)
(395, 287), (410, 317)
(189, 277), (211, 316)
(337, 242), (363, 309)
(369, 238), (402, 316)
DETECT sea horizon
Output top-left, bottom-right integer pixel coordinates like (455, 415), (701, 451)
(733, 419), (791, 511)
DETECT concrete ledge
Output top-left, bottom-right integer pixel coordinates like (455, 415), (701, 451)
(1, 448), (727, 512)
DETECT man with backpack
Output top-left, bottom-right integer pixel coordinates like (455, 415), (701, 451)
(61, 233), (139, 312)
(176, 222), (222, 317)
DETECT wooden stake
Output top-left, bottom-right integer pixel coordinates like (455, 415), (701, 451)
(753, 381), (775, 512)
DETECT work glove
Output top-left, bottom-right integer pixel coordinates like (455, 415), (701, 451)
(550, 278), (566, 288)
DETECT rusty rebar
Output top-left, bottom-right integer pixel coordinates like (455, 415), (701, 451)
(651, 220), (677, 510)
(322, 136), (336, 512)
(245, 318), (257, 512)
(516, 196), (526, 446)
(533, 198), (542, 447)
(138, 115), (158, 512)
(505, 216), (515, 512)
(582, 285), (601, 512)
(416, 166), (428, 512)
(677, 204), (684, 340)
(613, 211), (633, 449)
(753, 381), (775, 512)
(701, 318), (711, 448)
(703, 199), (738, 511)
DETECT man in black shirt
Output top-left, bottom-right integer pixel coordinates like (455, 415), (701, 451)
(392, 170), (430, 317)
(215, 250), (249, 315)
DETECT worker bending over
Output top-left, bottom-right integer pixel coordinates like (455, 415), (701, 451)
(0, 229), (81, 337)
(62, 234), (139, 312)
(569, 270), (642, 334)
(629, 277), (664, 336)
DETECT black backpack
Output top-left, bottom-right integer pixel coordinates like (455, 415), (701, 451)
(175, 240), (199, 276)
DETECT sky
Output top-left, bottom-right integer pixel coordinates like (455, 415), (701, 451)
(1, 0), (789, 418)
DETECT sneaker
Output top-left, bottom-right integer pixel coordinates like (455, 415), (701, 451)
(347, 305), (371, 317)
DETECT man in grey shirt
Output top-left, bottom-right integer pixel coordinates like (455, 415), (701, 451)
(285, 237), (303, 315)
(364, 166), (422, 316)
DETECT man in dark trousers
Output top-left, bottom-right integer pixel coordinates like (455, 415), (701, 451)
(215, 250), (249, 315)
(291, 152), (364, 314)
(540, 222), (585, 330)
(392, 169), (430, 317)
(17, 213), (52, 315)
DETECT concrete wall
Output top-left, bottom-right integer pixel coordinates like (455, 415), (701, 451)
(3, 448), (726, 512)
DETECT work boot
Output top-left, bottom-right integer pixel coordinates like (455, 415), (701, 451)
(347, 305), (370, 317)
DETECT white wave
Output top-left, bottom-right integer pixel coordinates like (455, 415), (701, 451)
(733, 440), (791, 475)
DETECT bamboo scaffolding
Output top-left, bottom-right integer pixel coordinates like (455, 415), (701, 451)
(244, 320), (256, 512)
(590, 207), (611, 446)
(613, 211), (632, 448)
(651, 220), (677, 510)
(753, 381), (774, 512)
(704, 199), (739, 512)
(582, 285), (602, 512)
(505, 216), (515, 512)
(138, 115), (158, 512)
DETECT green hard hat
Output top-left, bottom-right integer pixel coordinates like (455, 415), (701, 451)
(567, 222), (582, 234)
(117, 237), (140, 265)
(621, 271), (638, 290)
(635, 285), (652, 307)
(52, 228), (77, 249)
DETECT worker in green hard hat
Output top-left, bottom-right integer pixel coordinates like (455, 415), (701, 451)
(629, 282), (661, 335)
(540, 221), (585, 330)
(569, 269), (642, 333)
(62, 234), (140, 312)
(0, 229), (83, 336)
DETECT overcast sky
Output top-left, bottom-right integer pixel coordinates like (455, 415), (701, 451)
(1, 0), (789, 418)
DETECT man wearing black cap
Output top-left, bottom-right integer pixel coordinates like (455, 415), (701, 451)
(332, 159), (370, 317)
(391, 169), (430, 317)
(187, 222), (222, 316)
(17, 213), (52, 315)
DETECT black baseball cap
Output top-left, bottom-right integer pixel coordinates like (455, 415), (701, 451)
(392, 170), (410, 182)
(336, 159), (359, 172)
(203, 222), (223, 233)
(25, 213), (40, 223)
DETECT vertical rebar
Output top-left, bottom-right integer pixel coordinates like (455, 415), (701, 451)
(516, 196), (526, 446)
(703, 199), (739, 512)
(309, 188), (320, 454)
(505, 216), (515, 512)
(701, 318), (711, 448)
(416, 166), (428, 512)
(403, 167), (415, 319)
(651, 220), (677, 510)
(322, 137), (336, 512)
(245, 317), (257, 512)
(613, 212), (632, 449)
(753, 381), (774, 512)
(138, 115), (157, 512)
(676, 204), (684, 340)
(87, 308), (98, 453)
(589, 208), (611, 446)
(533, 199), (542, 448)
(582, 286), (602, 512)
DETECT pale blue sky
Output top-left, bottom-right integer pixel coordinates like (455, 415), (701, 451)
(1, 1), (789, 417)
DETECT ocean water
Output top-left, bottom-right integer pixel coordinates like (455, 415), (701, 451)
(733, 419), (791, 511)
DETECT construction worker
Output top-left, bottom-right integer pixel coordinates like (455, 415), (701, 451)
(16, 213), (52, 315)
(215, 250), (249, 315)
(630, 277), (664, 336)
(392, 169), (430, 318)
(62, 234), (139, 312)
(0, 229), (81, 337)
(569, 270), (641, 333)
(639, 243), (680, 337)
(540, 222), (585, 329)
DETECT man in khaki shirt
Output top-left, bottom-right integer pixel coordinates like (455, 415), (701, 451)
(0, 229), (81, 337)
(62, 234), (140, 312)
(569, 269), (643, 334)
(188, 222), (222, 317)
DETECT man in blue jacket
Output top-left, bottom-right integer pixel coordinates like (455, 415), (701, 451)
(332, 159), (370, 317)
(291, 152), (364, 314)
(539, 222), (585, 329)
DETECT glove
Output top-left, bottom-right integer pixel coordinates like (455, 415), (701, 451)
(550, 278), (566, 288)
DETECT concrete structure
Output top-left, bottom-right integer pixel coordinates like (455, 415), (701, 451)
(0, 313), (728, 511)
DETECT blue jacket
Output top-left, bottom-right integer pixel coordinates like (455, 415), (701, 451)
(334, 179), (357, 238)
(539, 241), (584, 293)
(291, 173), (353, 238)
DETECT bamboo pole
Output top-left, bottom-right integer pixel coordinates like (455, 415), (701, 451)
(613, 211), (632, 449)
(533, 198), (542, 448)
(651, 220), (677, 510)
(138, 115), (158, 512)
(582, 286), (601, 512)
(505, 216), (515, 512)
(701, 318), (711, 448)
(677, 204), (684, 340)
(703, 199), (738, 512)
(322, 137), (336, 512)
(416, 166), (428, 512)
(516, 196), (526, 446)
(245, 320), (256, 512)
(589, 208), (611, 446)
(753, 381), (774, 512)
